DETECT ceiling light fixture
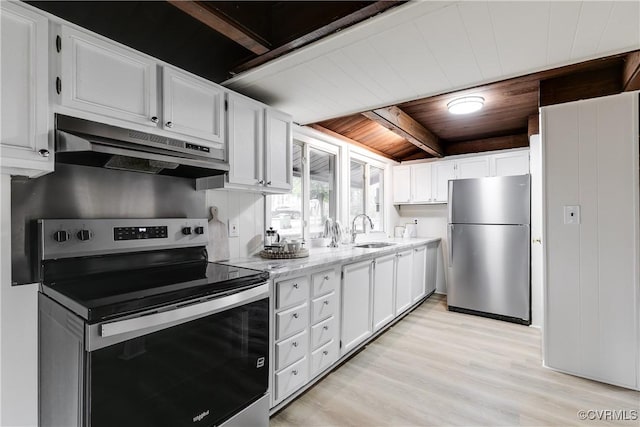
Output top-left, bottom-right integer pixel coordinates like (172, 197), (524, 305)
(447, 96), (485, 115)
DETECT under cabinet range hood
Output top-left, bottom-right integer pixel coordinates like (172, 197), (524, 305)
(55, 115), (229, 178)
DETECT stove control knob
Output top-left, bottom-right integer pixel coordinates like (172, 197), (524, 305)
(77, 229), (93, 241)
(182, 227), (192, 235)
(194, 226), (204, 235)
(53, 230), (70, 243)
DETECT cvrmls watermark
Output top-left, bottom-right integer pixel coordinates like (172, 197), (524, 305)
(577, 409), (638, 421)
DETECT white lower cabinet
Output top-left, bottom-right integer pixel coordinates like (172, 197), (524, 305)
(275, 330), (308, 371)
(275, 303), (308, 340)
(425, 242), (438, 294)
(311, 339), (339, 377)
(275, 357), (308, 402)
(372, 253), (395, 331)
(311, 316), (336, 349)
(395, 250), (413, 314)
(341, 260), (373, 355)
(411, 245), (427, 303)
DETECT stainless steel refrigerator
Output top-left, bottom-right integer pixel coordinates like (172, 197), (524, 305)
(447, 175), (531, 324)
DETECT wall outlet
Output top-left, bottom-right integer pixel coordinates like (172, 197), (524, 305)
(563, 205), (581, 225)
(228, 220), (239, 237)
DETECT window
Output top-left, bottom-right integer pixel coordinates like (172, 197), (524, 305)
(350, 158), (385, 234)
(309, 148), (337, 239)
(269, 142), (303, 240)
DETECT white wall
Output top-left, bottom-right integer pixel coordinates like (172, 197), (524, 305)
(529, 134), (543, 328)
(0, 174), (39, 427)
(205, 189), (265, 259)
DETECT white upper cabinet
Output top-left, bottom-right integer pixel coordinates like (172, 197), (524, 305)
(264, 108), (293, 193)
(456, 156), (490, 179)
(162, 67), (225, 145)
(431, 160), (456, 202)
(392, 165), (411, 203)
(491, 150), (529, 176)
(411, 163), (432, 203)
(0, 1), (52, 177)
(58, 26), (158, 128)
(227, 93), (264, 188)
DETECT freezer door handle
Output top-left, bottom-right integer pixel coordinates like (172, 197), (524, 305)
(448, 224), (453, 267)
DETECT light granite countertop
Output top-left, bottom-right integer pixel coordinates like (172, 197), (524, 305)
(220, 237), (441, 280)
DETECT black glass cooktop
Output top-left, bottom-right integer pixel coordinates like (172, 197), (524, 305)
(41, 252), (268, 323)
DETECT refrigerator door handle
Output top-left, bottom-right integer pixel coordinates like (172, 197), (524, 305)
(448, 224), (453, 267)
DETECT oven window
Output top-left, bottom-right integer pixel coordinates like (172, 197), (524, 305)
(88, 298), (269, 427)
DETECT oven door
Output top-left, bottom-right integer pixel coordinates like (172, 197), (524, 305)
(85, 283), (269, 427)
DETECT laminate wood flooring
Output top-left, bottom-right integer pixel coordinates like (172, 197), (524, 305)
(270, 294), (640, 427)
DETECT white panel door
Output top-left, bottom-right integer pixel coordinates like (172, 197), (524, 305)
(394, 250), (413, 314)
(411, 163), (432, 202)
(59, 26), (158, 127)
(264, 108), (293, 192)
(393, 165), (411, 203)
(456, 156), (490, 179)
(491, 150), (530, 176)
(162, 67), (225, 146)
(0, 1), (52, 177)
(431, 160), (456, 203)
(411, 245), (427, 303)
(227, 93), (263, 187)
(341, 260), (373, 355)
(372, 254), (395, 331)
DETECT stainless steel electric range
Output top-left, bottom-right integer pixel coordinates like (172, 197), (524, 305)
(37, 218), (270, 427)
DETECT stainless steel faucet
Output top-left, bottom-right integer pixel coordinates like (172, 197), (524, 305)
(351, 214), (374, 244)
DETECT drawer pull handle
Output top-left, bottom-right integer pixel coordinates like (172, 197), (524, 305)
(323, 325), (329, 330)
(293, 283), (299, 289)
(292, 313), (299, 319)
(324, 275), (330, 280)
(323, 350), (329, 355)
(323, 300), (329, 305)
(292, 341), (298, 347)
(292, 370), (298, 376)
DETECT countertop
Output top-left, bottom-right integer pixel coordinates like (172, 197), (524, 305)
(220, 237), (441, 279)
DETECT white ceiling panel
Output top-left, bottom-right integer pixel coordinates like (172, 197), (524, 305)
(457, 1), (503, 79)
(571, 1), (614, 59)
(414, 4), (482, 87)
(546, 1), (582, 64)
(224, 1), (640, 125)
(489, 2), (550, 76)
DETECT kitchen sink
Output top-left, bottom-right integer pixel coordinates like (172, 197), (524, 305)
(354, 242), (396, 249)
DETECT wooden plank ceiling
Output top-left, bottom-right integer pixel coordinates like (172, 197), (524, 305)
(313, 52), (639, 161)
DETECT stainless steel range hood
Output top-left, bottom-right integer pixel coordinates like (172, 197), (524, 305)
(55, 115), (229, 178)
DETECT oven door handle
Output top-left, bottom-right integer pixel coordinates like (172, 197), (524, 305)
(99, 283), (269, 339)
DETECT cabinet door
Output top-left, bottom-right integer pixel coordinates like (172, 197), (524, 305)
(341, 260), (372, 355)
(456, 157), (490, 179)
(162, 67), (225, 146)
(491, 150), (529, 176)
(264, 108), (293, 192)
(227, 93), (263, 187)
(392, 166), (411, 203)
(425, 242), (438, 295)
(431, 161), (456, 203)
(394, 250), (413, 314)
(372, 254), (395, 331)
(411, 246), (427, 303)
(0, 1), (52, 177)
(411, 163), (432, 202)
(59, 26), (158, 128)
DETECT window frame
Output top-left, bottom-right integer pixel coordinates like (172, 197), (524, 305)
(348, 151), (388, 234)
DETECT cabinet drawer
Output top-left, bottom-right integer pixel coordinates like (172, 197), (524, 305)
(311, 316), (337, 350)
(275, 357), (308, 402)
(311, 339), (339, 378)
(276, 303), (308, 340)
(311, 269), (337, 297)
(275, 330), (308, 371)
(276, 276), (309, 309)
(311, 291), (336, 324)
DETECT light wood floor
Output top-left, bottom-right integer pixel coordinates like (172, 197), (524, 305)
(270, 294), (640, 427)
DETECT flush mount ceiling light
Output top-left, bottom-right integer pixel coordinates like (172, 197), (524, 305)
(447, 96), (485, 115)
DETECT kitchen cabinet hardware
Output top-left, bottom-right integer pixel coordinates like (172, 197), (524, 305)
(323, 325), (329, 330)
(38, 149), (50, 157)
(55, 35), (61, 52)
(165, 121), (173, 128)
(292, 313), (299, 319)
(258, 179), (265, 185)
(322, 350), (328, 355)
(293, 283), (299, 289)
(323, 275), (330, 281)
(323, 300), (329, 305)
(292, 370), (298, 376)
(292, 341), (298, 347)
(266, 181), (271, 186)
(150, 116), (158, 124)
(56, 77), (62, 94)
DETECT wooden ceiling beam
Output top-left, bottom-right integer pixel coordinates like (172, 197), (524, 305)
(307, 124), (399, 162)
(167, 0), (270, 55)
(527, 115), (539, 137)
(362, 106), (444, 158)
(623, 51), (640, 91)
(539, 65), (622, 107)
(446, 134), (529, 156)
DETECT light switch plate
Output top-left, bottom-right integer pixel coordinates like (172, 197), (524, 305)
(563, 205), (581, 225)
(228, 220), (239, 237)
